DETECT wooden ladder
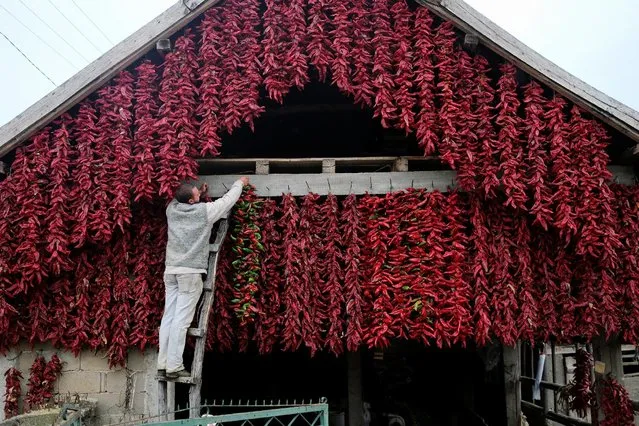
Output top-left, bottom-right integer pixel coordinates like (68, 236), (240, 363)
(157, 217), (229, 420)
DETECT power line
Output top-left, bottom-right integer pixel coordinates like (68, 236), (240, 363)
(0, 29), (56, 86)
(0, 3), (79, 70)
(46, 0), (102, 53)
(70, 0), (114, 45)
(17, 0), (91, 64)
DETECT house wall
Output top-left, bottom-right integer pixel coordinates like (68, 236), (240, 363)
(0, 343), (158, 425)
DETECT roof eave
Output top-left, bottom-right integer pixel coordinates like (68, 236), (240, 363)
(0, 0), (222, 158)
(417, 0), (639, 144)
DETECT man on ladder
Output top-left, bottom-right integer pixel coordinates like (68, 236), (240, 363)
(158, 176), (249, 379)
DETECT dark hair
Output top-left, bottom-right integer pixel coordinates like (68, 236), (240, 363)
(175, 184), (195, 203)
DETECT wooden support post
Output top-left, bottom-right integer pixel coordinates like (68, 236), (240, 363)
(347, 351), (363, 426)
(392, 157), (408, 172)
(503, 343), (521, 426)
(463, 33), (479, 52)
(167, 382), (175, 421)
(255, 160), (270, 175)
(322, 159), (336, 174)
(592, 337), (624, 423)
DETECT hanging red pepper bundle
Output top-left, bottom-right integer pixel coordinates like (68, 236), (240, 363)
(351, 0), (374, 107)
(69, 102), (98, 247)
(92, 86), (118, 244)
(486, 200), (519, 346)
(454, 51), (480, 191)
(441, 190), (473, 346)
(27, 289), (50, 345)
(45, 115), (73, 275)
(570, 111), (619, 267)
(147, 207), (168, 346)
(615, 185), (639, 343)
(284, 0), (309, 90)
(67, 252), (92, 355)
(413, 7), (438, 155)
(320, 194), (345, 356)
(254, 199), (282, 354)
(132, 61), (160, 202)
(209, 239), (236, 352)
(262, 0), (291, 103)
(433, 21), (461, 169)
(11, 130), (51, 295)
(523, 81), (553, 229)
(87, 246), (113, 350)
(390, 0), (415, 134)
(0, 292), (18, 352)
(571, 265), (601, 340)
(531, 231), (560, 341)
(25, 355), (47, 410)
(230, 186), (264, 352)
(360, 194), (398, 348)
(514, 214), (538, 343)
(371, 0), (396, 128)
(558, 347), (595, 417)
(297, 193), (325, 355)
(197, 8), (224, 157)
(108, 71), (135, 232)
(41, 354), (62, 402)
(545, 95), (576, 244)
(219, 0), (265, 135)
(3, 367), (22, 418)
(555, 242), (577, 341)
(107, 234), (132, 367)
(280, 193), (305, 351)
(341, 193), (365, 351)
(307, 0), (334, 83)
(468, 194), (492, 345)
(600, 375), (635, 426)
(330, 0), (354, 95)
(472, 55), (501, 198)
(129, 208), (155, 351)
(46, 277), (74, 348)
(156, 29), (199, 197)
(495, 63), (527, 210)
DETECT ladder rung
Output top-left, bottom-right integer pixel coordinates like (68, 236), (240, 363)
(157, 376), (200, 385)
(187, 328), (205, 337)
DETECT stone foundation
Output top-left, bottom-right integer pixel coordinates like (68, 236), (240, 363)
(0, 343), (158, 425)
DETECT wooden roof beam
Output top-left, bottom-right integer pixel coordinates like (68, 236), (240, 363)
(0, 0), (222, 158)
(417, 0), (639, 144)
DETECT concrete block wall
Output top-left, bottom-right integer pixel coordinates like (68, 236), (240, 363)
(0, 343), (158, 425)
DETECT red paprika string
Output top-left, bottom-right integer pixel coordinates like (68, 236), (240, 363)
(600, 375), (635, 426)
(371, 0), (396, 128)
(390, 0), (415, 134)
(25, 355), (46, 410)
(351, 0), (374, 107)
(330, 0), (354, 95)
(307, 0), (334, 82)
(3, 367), (22, 418)
(413, 7), (438, 155)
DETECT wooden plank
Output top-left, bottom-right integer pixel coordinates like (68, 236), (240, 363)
(0, 0), (222, 157)
(199, 171), (457, 197)
(416, 0), (639, 143)
(347, 351), (363, 426)
(503, 343), (521, 426)
(520, 376), (563, 392)
(167, 382), (175, 421)
(197, 156), (440, 168)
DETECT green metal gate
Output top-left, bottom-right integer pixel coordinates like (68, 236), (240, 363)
(144, 400), (330, 426)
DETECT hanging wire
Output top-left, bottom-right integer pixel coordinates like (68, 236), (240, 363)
(0, 3), (79, 69)
(47, 0), (102, 53)
(17, 0), (91, 63)
(70, 0), (114, 44)
(0, 29), (56, 86)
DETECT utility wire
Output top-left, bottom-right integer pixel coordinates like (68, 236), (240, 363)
(0, 29), (56, 86)
(46, 0), (102, 53)
(17, 0), (91, 64)
(0, 3), (79, 69)
(70, 0), (114, 45)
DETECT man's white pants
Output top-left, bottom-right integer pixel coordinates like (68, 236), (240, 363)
(157, 273), (203, 373)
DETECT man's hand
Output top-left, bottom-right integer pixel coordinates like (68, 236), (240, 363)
(240, 176), (249, 186)
(198, 182), (208, 195)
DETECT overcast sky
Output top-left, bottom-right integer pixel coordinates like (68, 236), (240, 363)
(0, 0), (637, 128)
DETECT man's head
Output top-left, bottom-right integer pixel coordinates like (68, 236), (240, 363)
(175, 184), (200, 204)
